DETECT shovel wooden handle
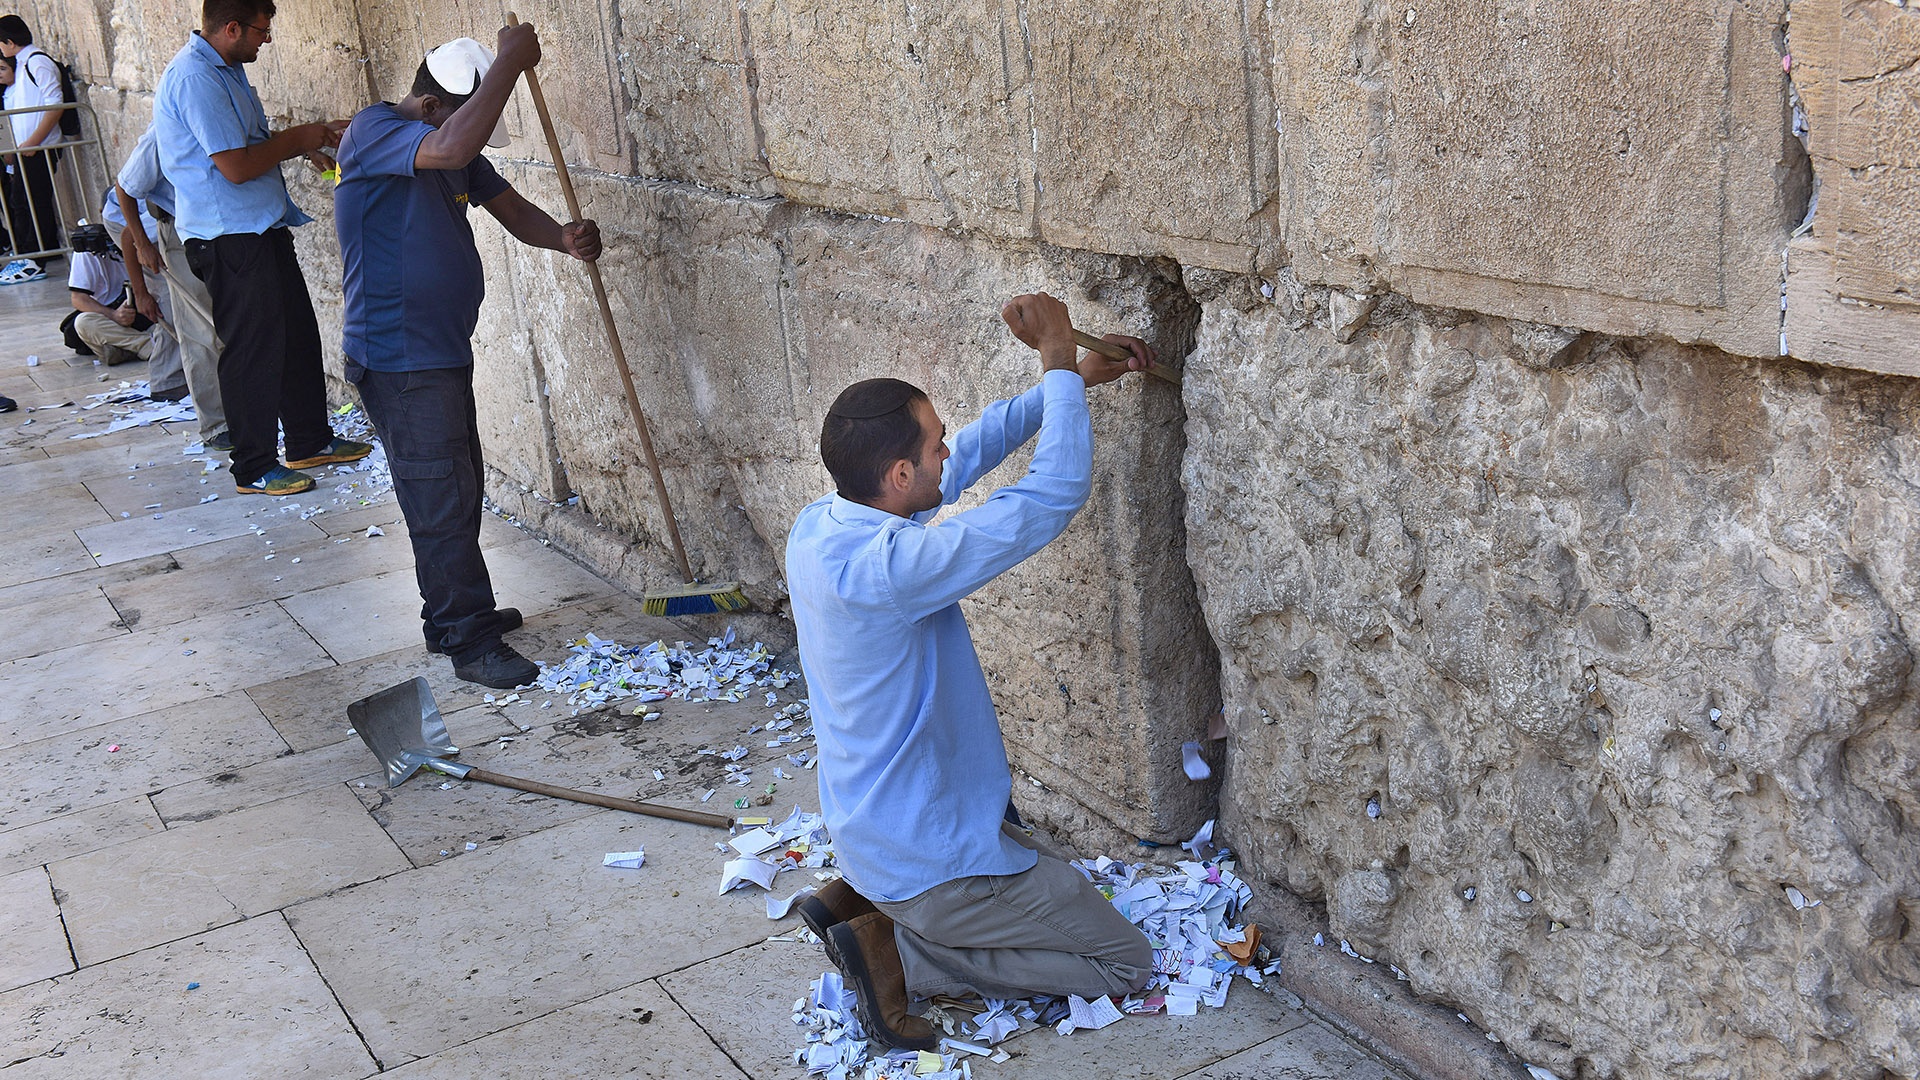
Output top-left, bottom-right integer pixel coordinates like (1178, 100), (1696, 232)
(505, 12), (697, 585)
(1071, 328), (1182, 386)
(465, 766), (734, 829)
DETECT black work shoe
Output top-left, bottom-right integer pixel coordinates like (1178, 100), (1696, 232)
(426, 609), (523, 654)
(0, 395), (15, 413)
(452, 643), (539, 689)
(799, 879), (878, 970)
(206, 431), (234, 453)
(827, 912), (938, 1050)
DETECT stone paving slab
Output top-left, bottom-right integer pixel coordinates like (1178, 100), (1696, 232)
(0, 480), (113, 532)
(0, 600), (333, 748)
(151, 736), (386, 826)
(75, 494), (332, 566)
(0, 437), (184, 492)
(374, 980), (748, 1079)
(0, 914), (377, 1080)
(286, 810), (784, 1067)
(83, 454), (234, 516)
(1187, 1020), (1414, 1079)
(50, 785), (411, 965)
(0, 795), (164, 878)
(0, 867), (72, 992)
(280, 566), (467, 664)
(0, 530), (96, 590)
(0, 694), (286, 831)
(0, 582), (127, 661)
(102, 525), (419, 636)
(0, 552), (178, 615)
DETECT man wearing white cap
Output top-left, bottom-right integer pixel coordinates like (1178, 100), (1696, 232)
(334, 23), (600, 689)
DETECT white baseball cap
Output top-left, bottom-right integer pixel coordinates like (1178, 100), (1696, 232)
(424, 37), (510, 148)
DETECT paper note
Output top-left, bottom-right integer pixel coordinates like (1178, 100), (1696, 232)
(601, 850), (645, 869)
(719, 856), (779, 895)
(728, 827), (782, 856)
(767, 884), (816, 920)
(973, 1011), (1019, 1044)
(1066, 994), (1124, 1031)
(1181, 740), (1212, 780)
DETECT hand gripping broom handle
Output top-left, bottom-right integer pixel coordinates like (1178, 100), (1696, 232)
(507, 13), (696, 584)
(1071, 329), (1182, 386)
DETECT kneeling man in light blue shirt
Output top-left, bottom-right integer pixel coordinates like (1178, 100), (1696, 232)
(785, 292), (1156, 1048)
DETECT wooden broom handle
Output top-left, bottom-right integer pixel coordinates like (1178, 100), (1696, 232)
(1071, 328), (1182, 386)
(506, 12), (696, 584)
(466, 767), (734, 829)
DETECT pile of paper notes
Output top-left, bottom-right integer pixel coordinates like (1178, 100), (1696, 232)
(790, 849), (1281, 1078)
(533, 626), (799, 712)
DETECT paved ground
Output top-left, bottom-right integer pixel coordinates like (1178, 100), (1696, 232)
(0, 268), (1408, 1079)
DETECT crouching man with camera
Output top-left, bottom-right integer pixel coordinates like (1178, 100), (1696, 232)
(67, 214), (180, 390)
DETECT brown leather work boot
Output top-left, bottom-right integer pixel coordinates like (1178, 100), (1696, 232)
(799, 879), (878, 969)
(826, 912), (938, 1050)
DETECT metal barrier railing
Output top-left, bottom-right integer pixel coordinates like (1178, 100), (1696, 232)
(0, 100), (108, 263)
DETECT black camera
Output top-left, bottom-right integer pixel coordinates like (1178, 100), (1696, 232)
(70, 222), (120, 260)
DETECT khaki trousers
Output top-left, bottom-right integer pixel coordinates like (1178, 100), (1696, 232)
(874, 822), (1153, 1000)
(156, 216), (226, 436)
(74, 312), (168, 370)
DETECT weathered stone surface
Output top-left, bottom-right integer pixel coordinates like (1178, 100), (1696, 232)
(1781, 1), (1920, 374)
(1273, 0), (1798, 357)
(745, 0), (1036, 234)
(1182, 280), (1920, 1080)
(617, 0), (768, 192)
(1029, 0), (1277, 270)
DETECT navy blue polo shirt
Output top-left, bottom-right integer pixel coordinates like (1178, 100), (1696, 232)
(335, 103), (510, 371)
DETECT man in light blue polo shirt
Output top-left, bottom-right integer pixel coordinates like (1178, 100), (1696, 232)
(153, 0), (367, 496)
(785, 293), (1155, 1047)
(332, 26), (600, 689)
(117, 123), (228, 448)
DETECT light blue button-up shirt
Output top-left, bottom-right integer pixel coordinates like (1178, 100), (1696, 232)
(786, 369), (1093, 902)
(116, 126), (178, 219)
(152, 33), (310, 241)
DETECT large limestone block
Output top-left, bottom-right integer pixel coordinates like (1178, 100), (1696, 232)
(498, 0), (632, 174)
(616, 0), (770, 192)
(492, 164), (785, 590)
(1182, 276), (1920, 1080)
(1791, 0), (1920, 304)
(1781, 1), (1920, 374)
(1027, 0), (1277, 271)
(1273, 0), (1798, 358)
(744, 0), (1036, 234)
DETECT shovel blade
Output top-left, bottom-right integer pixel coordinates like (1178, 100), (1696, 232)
(347, 676), (461, 787)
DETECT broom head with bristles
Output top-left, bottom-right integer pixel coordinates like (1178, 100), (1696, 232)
(641, 581), (750, 616)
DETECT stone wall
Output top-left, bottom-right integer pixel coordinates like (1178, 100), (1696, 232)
(31, 0), (1919, 1077)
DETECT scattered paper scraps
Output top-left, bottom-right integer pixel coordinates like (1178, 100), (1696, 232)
(603, 850), (646, 870)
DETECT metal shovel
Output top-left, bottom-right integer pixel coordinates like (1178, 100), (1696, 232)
(347, 677), (732, 829)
